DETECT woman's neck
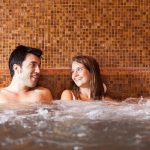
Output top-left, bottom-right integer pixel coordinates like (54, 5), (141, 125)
(79, 87), (91, 101)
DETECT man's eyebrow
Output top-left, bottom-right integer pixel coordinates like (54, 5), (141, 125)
(30, 61), (38, 64)
(30, 61), (41, 65)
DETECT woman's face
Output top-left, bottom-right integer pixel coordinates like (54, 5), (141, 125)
(71, 61), (91, 88)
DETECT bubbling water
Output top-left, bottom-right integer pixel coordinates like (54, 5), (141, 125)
(0, 99), (150, 150)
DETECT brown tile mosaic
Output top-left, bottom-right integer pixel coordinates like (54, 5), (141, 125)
(0, 1), (149, 99)
(39, 74), (72, 100)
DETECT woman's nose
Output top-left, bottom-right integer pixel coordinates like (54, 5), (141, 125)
(72, 70), (79, 78)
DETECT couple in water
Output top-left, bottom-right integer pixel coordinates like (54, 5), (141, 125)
(0, 45), (113, 105)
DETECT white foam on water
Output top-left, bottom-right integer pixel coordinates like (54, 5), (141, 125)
(51, 99), (150, 121)
(0, 99), (150, 149)
(0, 99), (149, 123)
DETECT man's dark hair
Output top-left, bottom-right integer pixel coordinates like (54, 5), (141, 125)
(9, 45), (42, 77)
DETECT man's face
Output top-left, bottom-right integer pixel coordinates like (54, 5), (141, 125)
(19, 53), (41, 88)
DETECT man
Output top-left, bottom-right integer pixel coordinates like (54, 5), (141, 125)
(0, 45), (53, 104)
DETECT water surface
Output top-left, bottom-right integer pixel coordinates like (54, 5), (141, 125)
(0, 99), (150, 150)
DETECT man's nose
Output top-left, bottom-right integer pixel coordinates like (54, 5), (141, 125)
(35, 66), (40, 73)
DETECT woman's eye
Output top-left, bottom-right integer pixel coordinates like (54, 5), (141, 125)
(71, 67), (84, 73)
(77, 67), (83, 72)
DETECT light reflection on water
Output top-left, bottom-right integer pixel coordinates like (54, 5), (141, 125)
(0, 100), (150, 150)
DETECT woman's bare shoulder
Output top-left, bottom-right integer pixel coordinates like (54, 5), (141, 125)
(61, 90), (74, 100)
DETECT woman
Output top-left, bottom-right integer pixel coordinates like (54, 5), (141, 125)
(61, 55), (111, 101)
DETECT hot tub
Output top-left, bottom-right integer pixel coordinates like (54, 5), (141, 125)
(0, 100), (150, 150)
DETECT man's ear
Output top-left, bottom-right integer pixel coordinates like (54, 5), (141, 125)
(13, 64), (21, 74)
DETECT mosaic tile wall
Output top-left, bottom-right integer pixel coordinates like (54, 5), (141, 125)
(0, 0), (149, 99)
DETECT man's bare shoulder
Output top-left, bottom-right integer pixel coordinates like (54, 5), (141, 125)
(0, 88), (9, 95)
(0, 88), (9, 104)
(33, 86), (53, 102)
(0, 88), (6, 92)
(34, 86), (51, 93)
